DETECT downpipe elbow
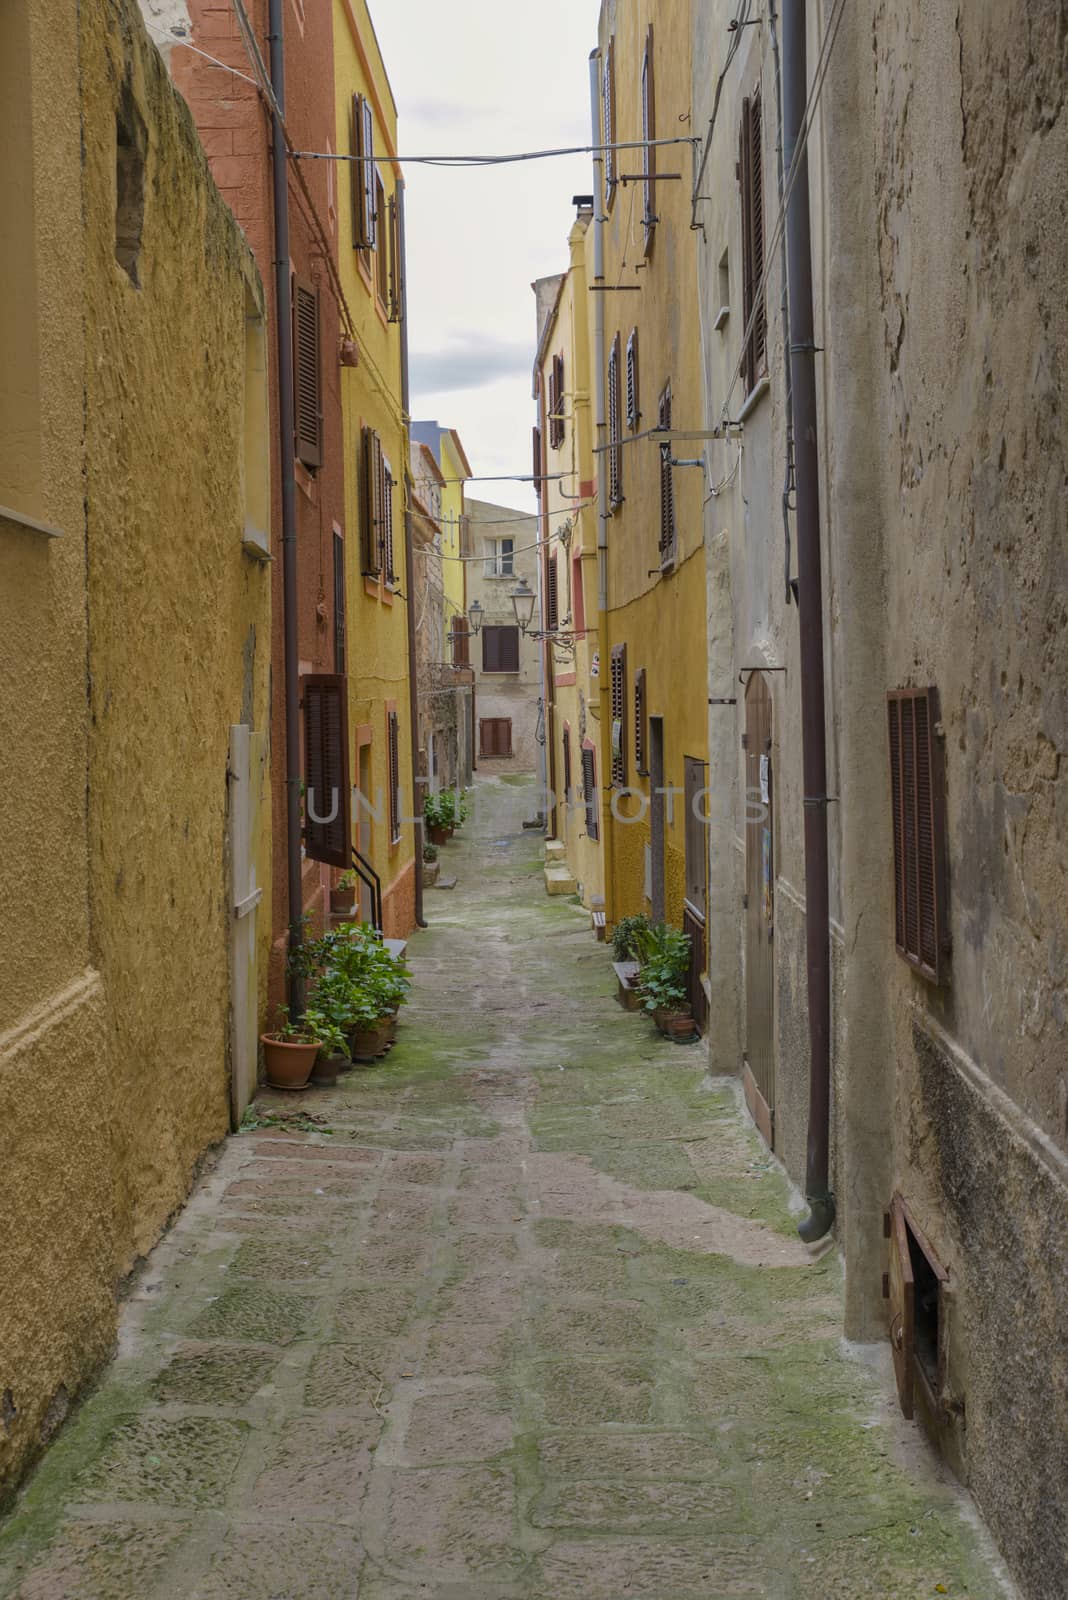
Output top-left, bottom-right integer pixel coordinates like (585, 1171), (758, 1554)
(797, 1193), (835, 1244)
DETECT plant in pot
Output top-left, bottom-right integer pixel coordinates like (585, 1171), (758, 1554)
(347, 986), (393, 1063)
(422, 839), (440, 887)
(330, 869), (358, 916)
(260, 1005), (322, 1090)
(305, 1005), (350, 1086)
(637, 924), (697, 1042)
(424, 791), (451, 847)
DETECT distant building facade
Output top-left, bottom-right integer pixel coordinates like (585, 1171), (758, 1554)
(465, 499), (543, 773)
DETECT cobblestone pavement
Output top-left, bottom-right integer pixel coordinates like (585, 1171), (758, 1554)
(0, 777), (1013, 1598)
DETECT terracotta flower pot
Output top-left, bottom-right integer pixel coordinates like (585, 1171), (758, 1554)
(423, 860), (440, 887)
(330, 886), (356, 915)
(349, 1022), (391, 1063)
(428, 823), (449, 848)
(311, 1049), (347, 1087)
(655, 1008), (698, 1043)
(261, 1034), (319, 1090)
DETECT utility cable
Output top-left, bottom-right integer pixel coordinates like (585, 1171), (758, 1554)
(290, 137), (698, 168)
(690, 0), (752, 230)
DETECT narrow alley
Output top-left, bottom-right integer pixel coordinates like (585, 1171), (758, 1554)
(0, 779), (1008, 1600)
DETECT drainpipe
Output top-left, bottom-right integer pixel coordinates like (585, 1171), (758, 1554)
(268, 0), (305, 1015)
(783, 0), (834, 1242)
(768, 0), (796, 606)
(396, 181), (426, 928)
(588, 49), (616, 913)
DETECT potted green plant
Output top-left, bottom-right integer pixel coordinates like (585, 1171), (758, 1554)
(304, 997), (351, 1086)
(424, 791), (451, 847)
(423, 839), (440, 888)
(330, 869), (358, 916)
(260, 1005), (322, 1090)
(636, 924), (697, 1042)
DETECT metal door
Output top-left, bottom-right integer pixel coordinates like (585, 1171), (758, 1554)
(744, 672), (774, 1143)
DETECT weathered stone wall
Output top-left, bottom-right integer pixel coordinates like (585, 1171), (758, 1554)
(0, 0), (270, 1501)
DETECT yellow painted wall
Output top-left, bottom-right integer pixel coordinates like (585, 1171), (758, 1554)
(333, 0), (416, 934)
(0, 0), (271, 1498)
(537, 219), (606, 908)
(439, 431), (469, 641)
(597, 0), (708, 933)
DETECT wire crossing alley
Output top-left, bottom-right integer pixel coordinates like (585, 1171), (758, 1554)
(0, 777), (1009, 1599)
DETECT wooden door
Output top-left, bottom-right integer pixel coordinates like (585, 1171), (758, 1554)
(683, 756), (708, 1033)
(648, 716), (665, 923)
(744, 672), (774, 1144)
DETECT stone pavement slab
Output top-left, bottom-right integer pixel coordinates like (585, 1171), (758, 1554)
(0, 777), (1014, 1600)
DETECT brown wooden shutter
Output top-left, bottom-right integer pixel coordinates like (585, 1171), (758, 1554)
(293, 278), (322, 468)
(361, 426), (382, 573)
(608, 334), (622, 506)
(480, 718), (512, 758)
(658, 384), (675, 564)
(382, 459), (396, 583)
(582, 746), (599, 839)
(352, 94), (376, 250)
(610, 644), (627, 786)
(603, 40), (616, 209)
(887, 687), (949, 983)
(739, 94), (766, 395)
(482, 625), (518, 673)
(549, 354), (565, 448)
(547, 554), (560, 632)
(532, 423), (542, 491)
(333, 531), (346, 676)
(303, 673), (351, 869)
(387, 193), (401, 321)
(625, 329), (640, 432)
(451, 615), (470, 667)
(375, 176), (389, 303)
(387, 709), (401, 843)
(634, 666), (647, 775)
(641, 24), (657, 250)
(562, 726), (573, 799)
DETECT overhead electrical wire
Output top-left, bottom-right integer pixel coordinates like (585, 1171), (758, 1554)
(290, 137), (698, 168)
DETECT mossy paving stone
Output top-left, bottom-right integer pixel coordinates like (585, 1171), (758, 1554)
(401, 1390), (514, 1465)
(188, 1285), (316, 1345)
(333, 1285), (421, 1343)
(377, 1465), (521, 1584)
(7, 1519), (190, 1600)
(189, 1523), (363, 1599)
(528, 1476), (738, 1530)
(227, 1236), (333, 1283)
(531, 1299), (657, 1354)
(303, 1343), (402, 1409)
(249, 1415), (379, 1518)
(532, 1535), (770, 1598)
(151, 1344), (280, 1407)
(73, 1415), (247, 1508)
(533, 1359), (657, 1427)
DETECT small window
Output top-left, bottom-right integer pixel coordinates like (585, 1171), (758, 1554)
(333, 531), (346, 675)
(562, 725), (573, 802)
(483, 538), (514, 578)
(382, 458), (396, 584)
(887, 687), (949, 983)
(293, 278), (322, 469)
(546, 554), (560, 632)
(739, 94), (767, 394)
(582, 745), (599, 840)
(480, 717), (513, 759)
(610, 645), (627, 787)
(549, 353), (566, 448)
(482, 625), (520, 673)
(634, 667), (648, 776)
(451, 615), (470, 668)
(303, 674), (351, 868)
(658, 384), (675, 567)
(351, 93), (376, 251)
(361, 426), (383, 573)
(387, 193), (401, 321)
(608, 334), (623, 507)
(375, 175), (388, 305)
(532, 424), (543, 493)
(387, 709), (401, 845)
(715, 249), (730, 330)
(641, 24), (656, 250)
(886, 1194), (949, 1420)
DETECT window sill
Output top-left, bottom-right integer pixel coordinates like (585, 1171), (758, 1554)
(482, 670), (520, 677)
(295, 461), (318, 503)
(738, 374), (770, 423)
(483, 572), (516, 580)
(241, 522), (272, 562)
(0, 502), (62, 540)
(713, 303), (730, 332)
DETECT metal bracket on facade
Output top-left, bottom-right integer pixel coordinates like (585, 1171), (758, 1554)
(789, 341), (824, 354)
(803, 795), (839, 807)
(708, 697), (738, 706)
(738, 666), (787, 682)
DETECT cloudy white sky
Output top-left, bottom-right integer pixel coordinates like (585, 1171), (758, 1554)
(372, 0), (602, 512)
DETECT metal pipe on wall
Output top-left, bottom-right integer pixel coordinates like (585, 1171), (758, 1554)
(782, 0), (834, 1243)
(396, 180), (426, 929)
(267, 0), (305, 1015)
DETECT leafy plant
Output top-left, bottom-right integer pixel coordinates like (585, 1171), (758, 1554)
(634, 923), (691, 1016)
(303, 1005), (350, 1061)
(336, 869), (358, 890)
(266, 1003), (321, 1044)
(423, 841), (439, 863)
(612, 912), (650, 963)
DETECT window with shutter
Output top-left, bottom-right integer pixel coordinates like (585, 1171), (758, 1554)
(625, 329), (640, 432)
(361, 426), (383, 573)
(547, 554), (560, 632)
(603, 40), (616, 210)
(451, 615), (470, 668)
(658, 384), (675, 566)
(333, 531), (346, 676)
(562, 726), (573, 801)
(351, 94), (377, 250)
(382, 458), (396, 583)
(634, 667), (648, 776)
(387, 193), (401, 321)
(375, 175), (389, 304)
(739, 94), (767, 395)
(887, 687), (949, 984)
(610, 644), (627, 786)
(303, 673), (351, 869)
(641, 24), (657, 250)
(549, 353), (565, 448)
(582, 745), (599, 840)
(608, 334), (623, 508)
(532, 423), (543, 492)
(293, 278), (322, 469)
(482, 625), (520, 673)
(387, 708), (401, 844)
(480, 718), (513, 759)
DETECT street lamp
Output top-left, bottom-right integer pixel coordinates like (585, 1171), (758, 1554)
(467, 598), (484, 636)
(509, 577), (537, 635)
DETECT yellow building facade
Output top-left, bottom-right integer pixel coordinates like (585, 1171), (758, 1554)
(0, 0), (272, 1497)
(535, 216), (606, 908)
(333, 0), (417, 935)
